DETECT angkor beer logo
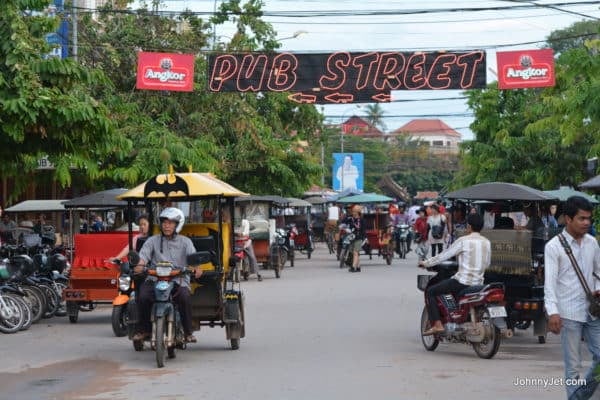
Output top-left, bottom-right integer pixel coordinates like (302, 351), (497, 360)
(144, 57), (187, 83)
(137, 52), (194, 91)
(504, 54), (550, 82)
(497, 49), (554, 89)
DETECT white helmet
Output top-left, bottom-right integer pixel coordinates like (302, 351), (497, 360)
(159, 207), (185, 233)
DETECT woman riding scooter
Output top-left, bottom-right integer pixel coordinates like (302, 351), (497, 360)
(133, 207), (202, 343)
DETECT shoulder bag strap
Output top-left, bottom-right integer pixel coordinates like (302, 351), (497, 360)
(557, 233), (594, 297)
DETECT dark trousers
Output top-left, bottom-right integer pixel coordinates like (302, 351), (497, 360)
(138, 280), (194, 336)
(431, 242), (443, 256)
(426, 278), (468, 322)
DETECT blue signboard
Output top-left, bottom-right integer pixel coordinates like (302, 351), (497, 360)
(332, 153), (364, 192)
(44, 0), (69, 59)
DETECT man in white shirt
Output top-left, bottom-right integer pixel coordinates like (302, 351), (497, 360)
(545, 196), (600, 400)
(418, 213), (491, 335)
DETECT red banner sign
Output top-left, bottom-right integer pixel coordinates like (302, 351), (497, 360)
(496, 49), (555, 89)
(136, 52), (195, 92)
(207, 51), (486, 104)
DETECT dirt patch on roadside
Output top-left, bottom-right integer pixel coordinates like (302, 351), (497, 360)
(0, 358), (174, 400)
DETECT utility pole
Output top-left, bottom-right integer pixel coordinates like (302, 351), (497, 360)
(72, 0), (78, 61)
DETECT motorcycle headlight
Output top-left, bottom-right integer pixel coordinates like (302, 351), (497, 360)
(118, 276), (131, 291)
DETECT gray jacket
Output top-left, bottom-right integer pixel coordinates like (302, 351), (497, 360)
(139, 234), (197, 288)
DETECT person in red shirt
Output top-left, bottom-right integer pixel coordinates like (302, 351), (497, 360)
(413, 207), (429, 259)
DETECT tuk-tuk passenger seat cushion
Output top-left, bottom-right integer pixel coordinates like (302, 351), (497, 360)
(72, 233), (129, 269)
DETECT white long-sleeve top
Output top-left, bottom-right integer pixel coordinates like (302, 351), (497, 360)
(544, 230), (600, 322)
(421, 232), (491, 286)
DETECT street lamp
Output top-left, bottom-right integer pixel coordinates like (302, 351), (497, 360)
(278, 30), (308, 42)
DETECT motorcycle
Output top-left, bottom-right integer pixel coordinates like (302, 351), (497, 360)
(127, 252), (210, 368)
(394, 224), (411, 259)
(111, 252), (142, 337)
(233, 234), (251, 282)
(337, 224), (356, 269)
(284, 224), (297, 267)
(417, 260), (512, 359)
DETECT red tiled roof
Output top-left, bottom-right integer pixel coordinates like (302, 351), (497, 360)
(391, 119), (461, 138)
(341, 116), (384, 137)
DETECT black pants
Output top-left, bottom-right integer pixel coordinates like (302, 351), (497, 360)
(425, 278), (468, 322)
(138, 279), (194, 336)
(431, 242), (443, 256)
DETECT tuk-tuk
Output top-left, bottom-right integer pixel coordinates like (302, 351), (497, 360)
(234, 195), (289, 277)
(61, 188), (133, 324)
(446, 182), (559, 343)
(283, 197), (314, 259)
(117, 171), (248, 350)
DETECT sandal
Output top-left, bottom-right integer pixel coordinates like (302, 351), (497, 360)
(186, 334), (197, 343)
(132, 332), (149, 341)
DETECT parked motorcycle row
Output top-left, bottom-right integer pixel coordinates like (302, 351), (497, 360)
(0, 243), (70, 333)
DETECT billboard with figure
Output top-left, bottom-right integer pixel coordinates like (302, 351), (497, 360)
(333, 153), (364, 192)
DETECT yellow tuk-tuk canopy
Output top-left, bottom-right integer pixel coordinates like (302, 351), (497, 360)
(117, 172), (248, 200)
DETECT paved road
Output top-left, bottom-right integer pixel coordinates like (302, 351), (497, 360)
(0, 243), (593, 400)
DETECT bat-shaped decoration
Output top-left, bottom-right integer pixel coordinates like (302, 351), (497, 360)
(144, 174), (190, 198)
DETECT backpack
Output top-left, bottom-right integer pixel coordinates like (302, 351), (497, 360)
(431, 222), (444, 239)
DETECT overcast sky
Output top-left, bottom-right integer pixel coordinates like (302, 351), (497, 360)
(134, 0), (600, 139)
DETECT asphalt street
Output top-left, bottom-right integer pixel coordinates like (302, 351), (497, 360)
(0, 243), (594, 400)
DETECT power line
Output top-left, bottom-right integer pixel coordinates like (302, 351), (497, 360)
(72, 1), (600, 18)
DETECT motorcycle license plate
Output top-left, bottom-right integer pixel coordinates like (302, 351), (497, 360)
(487, 306), (507, 318)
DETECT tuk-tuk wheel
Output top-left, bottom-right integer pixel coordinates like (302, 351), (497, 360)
(67, 301), (79, 323)
(230, 338), (240, 350)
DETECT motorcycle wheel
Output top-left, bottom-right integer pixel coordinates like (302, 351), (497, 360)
(0, 295), (25, 334)
(289, 249), (295, 267)
(39, 284), (59, 319)
(111, 305), (128, 337)
(326, 233), (335, 255)
(168, 345), (176, 359)
(398, 240), (406, 259)
(420, 306), (439, 351)
(21, 286), (44, 323)
(339, 247), (349, 269)
(15, 295), (33, 331)
(385, 251), (392, 265)
(472, 310), (501, 359)
(155, 316), (167, 368)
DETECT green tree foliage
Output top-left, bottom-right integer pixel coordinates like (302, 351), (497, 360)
(74, 0), (324, 195)
(0, 0), (130, 199)
(546, 20), (600, 55)
(456, 21), (600, 190)
(364, 103), (386, 132)
(388, 135), (456, 195)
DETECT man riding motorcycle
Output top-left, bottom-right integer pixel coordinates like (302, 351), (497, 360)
(133, 207), (202, 343)
(418, 213), (491, 335)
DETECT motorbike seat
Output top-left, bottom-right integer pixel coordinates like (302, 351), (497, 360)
(457, 285), (485, 297)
